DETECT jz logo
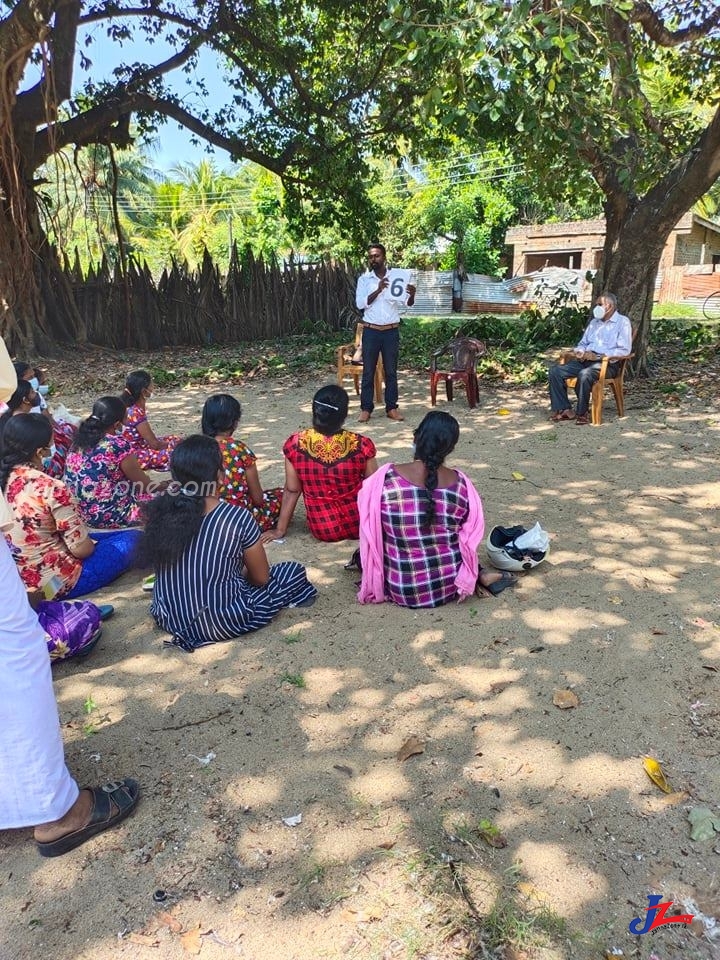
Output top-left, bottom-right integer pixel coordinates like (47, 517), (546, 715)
(629, 894), (694, 935)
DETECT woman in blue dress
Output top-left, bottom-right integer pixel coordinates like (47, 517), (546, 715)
(141, 435), (316, 650)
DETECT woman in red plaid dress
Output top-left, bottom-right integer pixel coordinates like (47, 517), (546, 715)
(261, 385), (377, 543)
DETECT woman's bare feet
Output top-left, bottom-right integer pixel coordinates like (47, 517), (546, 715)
(476, 568), (518, 598)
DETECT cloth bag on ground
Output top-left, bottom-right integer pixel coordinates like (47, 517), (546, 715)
(37, 600), (101, 661)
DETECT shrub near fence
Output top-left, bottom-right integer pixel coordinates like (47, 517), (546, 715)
(66, 246), (361, 349)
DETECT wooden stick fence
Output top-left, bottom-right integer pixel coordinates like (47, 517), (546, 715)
(66, 246), (360, 348)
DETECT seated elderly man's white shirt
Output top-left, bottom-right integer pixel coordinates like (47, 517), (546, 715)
(576, 311), (632, 357)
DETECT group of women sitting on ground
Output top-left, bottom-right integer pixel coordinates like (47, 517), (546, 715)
(1, 368), (515, 656)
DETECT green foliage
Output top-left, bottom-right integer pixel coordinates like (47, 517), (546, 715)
(401, 315), (559, 384)
(652, 317), (720, 354)
(521, 288), (587, 348)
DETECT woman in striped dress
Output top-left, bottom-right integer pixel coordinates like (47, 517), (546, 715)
(141, 435), (316, 650)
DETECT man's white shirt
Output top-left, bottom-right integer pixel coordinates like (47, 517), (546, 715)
(356, 269), (412, 326)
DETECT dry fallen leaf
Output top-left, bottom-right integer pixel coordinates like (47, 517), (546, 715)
(180, 926), (204, 955)
(396, 736), (425, 762)
(157, 911), (183, 934)
(702, 664), (719, 672)
(691, 617), (715, 630)
(651, 629), (667, 636)
(642, 756), (673, 794)
(489, 680), (513, 695)
(377, 840), (396, 850)
(511, 470), (526, 481)
(128, 933), (160, 947)
(552, 689), (579, 709)
(498, 408), (511, 416)
(608, 596), (623, 605)
(332, 764), (353, 777)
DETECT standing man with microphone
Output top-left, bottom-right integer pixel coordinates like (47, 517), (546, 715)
(355, 242), (416, 423)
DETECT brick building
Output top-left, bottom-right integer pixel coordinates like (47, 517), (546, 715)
(505, 211), (720, 304)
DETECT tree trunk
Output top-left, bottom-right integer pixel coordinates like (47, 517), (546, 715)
(0, 159), (86, 354)
(595, 200), (675, 377)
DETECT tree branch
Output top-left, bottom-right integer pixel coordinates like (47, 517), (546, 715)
(605, 8), (666, 145)
(630, 1), (720, 46)
(32, 90), (297, 172)
(14, 0), (81, 125)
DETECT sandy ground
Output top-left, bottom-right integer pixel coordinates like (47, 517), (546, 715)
(1, 366), (720, 960)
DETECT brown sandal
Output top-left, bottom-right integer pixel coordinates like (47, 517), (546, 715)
(551, 409), (575, 422)
(575, 413), (590, 425)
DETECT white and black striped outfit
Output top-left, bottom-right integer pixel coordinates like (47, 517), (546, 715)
(150, 501), (316, 648)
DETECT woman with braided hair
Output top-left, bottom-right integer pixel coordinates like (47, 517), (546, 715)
(357, 411), (516, 607)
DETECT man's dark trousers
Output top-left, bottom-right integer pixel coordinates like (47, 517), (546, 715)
(360, 326), (400, 413)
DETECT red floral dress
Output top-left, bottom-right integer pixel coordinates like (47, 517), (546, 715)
(123, 404), (180, 471)
(4, 465), (88, 596)
(282, 429), (376, 541)
(216, 437), (283, 531)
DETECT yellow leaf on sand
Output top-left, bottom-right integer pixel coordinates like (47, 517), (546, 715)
(498, 408), (511, 416)
(552, 689), (579, 709)
(642, 756), (673, 794)
(511, 471), (525, 481)
(181, 926), (203, 954)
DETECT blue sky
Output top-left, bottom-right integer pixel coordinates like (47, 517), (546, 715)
(80, 25), (235, 171)
(68, 24), (240, 172)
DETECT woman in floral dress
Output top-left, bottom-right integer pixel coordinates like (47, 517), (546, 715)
(201, 394), (282, 531)
(261, 385), (377, 544)
(64, 396), (157, 529)
(121, 370), (181, 471)
(10, 361), (76, 479)
(1, 414), (140, 598)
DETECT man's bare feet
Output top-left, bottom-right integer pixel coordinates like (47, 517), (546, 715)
(34, 789), (94, 844)
(34, 779), (140, 857)
(358, 410), (371, 423)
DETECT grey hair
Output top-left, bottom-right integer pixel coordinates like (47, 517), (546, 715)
(599, 291), (617, 309)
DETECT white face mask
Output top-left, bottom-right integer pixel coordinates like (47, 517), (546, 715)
(593, 305), (606, 320)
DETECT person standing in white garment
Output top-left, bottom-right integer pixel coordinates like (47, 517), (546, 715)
(355, 242), (416, 424)
(0, 336), (139, 856)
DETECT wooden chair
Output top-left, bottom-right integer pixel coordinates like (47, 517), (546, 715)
(562, 328), (636, 425)
(336, 322), (384, 402)
(430, 337), (486, 409)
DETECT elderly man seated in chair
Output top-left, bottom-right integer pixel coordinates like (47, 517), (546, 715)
(548, 292), (632, 426)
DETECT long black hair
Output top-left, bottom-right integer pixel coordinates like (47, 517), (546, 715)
(121, 370), (152, 407)
(201, 394), (241, 437)
(0, 380), (36, 442)
(141, 435), (222, 567)
(0, 414), (53, 491)
(311, 384), (349, 435)
(413, 411), (460, 526)
(13, 360), (33, 381)
(73, 396), (127, 451)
